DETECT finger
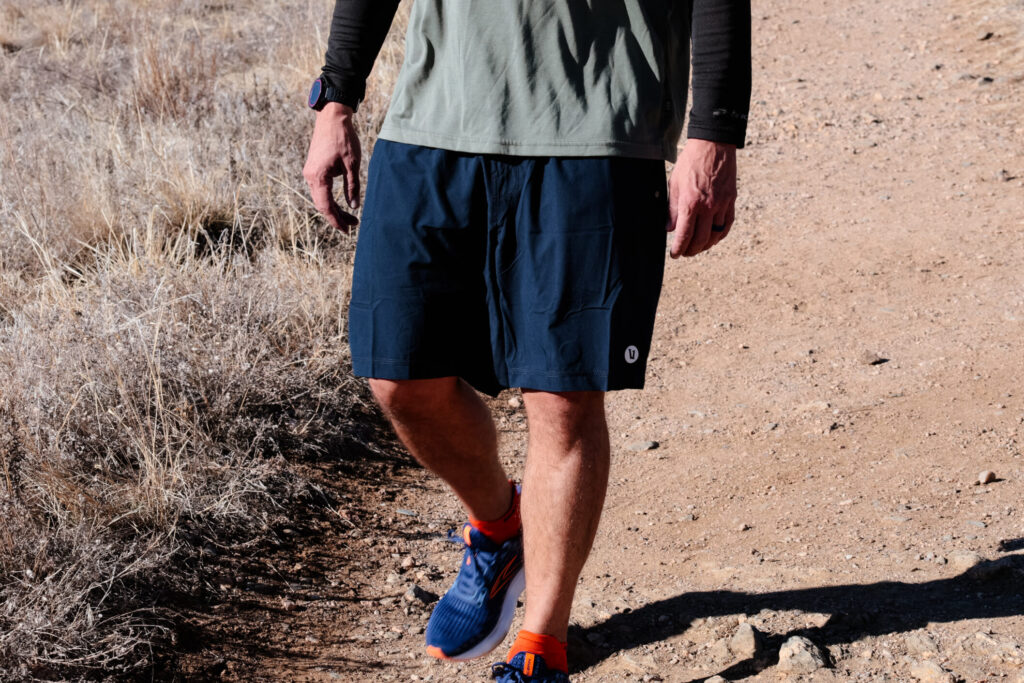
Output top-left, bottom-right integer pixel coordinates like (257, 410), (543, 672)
(684, 207), (713, 257)
(328, 193), (359, 231)
(710, 203), (735, 248)
(309, 174), (358, 232)
(344, 152), (361, 210)
(665, 189), (678, 233)
(708, 206), (728, 248)
(669, 203), (696, 259)
(308, 173), (342, 231)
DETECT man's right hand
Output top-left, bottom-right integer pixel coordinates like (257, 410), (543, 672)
(303, 102), (361, 231)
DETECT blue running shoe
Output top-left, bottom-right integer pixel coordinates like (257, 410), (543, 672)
(491, 652), (570, 682)
(425, 523), (525, 661)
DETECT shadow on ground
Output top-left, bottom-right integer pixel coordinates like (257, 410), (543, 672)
(572, 553), (1024, 680)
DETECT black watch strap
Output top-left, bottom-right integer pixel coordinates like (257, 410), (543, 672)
(319, 76), (361, 112)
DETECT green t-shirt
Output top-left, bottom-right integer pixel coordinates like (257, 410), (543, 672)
(378, 0), (690, 162)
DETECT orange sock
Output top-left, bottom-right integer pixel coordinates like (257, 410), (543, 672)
(469, 480), (520, 543)
(507, 630), (568, 674)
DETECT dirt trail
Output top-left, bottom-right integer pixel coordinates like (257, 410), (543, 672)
(184, 0), (1024, 680)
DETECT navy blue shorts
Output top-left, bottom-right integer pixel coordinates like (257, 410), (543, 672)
(349, 140), (668, 396)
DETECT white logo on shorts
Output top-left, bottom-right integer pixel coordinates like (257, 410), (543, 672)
(624, 345), (640, 364)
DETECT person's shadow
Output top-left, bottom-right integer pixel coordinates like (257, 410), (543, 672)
(572, 548), (1024, 680)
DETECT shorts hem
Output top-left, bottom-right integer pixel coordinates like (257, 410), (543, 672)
(351, 358), (646, 394)
(506, 371), (645, 393)
(351, 357), (504, 397)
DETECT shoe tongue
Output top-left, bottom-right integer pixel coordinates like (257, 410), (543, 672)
(463, 523), (498, 550)
(507, 650), (551, 676)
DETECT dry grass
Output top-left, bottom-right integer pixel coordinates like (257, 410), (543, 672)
(0, 0), (408, 678)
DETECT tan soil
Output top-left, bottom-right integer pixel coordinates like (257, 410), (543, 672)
(177, 0), (1024, 680)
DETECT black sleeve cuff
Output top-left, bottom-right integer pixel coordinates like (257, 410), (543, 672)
(319, 70), (364, 111)
(687, 110), (749, 149)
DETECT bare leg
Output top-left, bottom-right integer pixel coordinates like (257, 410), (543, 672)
(368, 377), (511, 521)
(518, 390), (610, 641)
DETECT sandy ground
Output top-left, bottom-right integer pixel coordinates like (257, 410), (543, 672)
(176, 0), (1024, 680)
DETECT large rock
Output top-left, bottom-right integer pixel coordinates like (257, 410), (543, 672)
(729, 623), (762, 659)
(777, 635), (827, 673)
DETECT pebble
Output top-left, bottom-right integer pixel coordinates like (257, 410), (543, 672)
(965, 520), (987, 528)
(403, 584), (437, 606)
(628, 440), (659, 452)
(401, 556), (416, 570)
(508, 396), (522, 409)
(279, 598), (297, 611)
(977, 470), (996, 485)
(396, 509), (419, 517)
(909, 660), (952, 683)
(777, 635), (826, 673)
(706, 677), (728, 683)
(860, 350), (888, 365)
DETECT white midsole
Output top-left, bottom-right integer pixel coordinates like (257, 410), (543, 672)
(447, 567), (527, 661)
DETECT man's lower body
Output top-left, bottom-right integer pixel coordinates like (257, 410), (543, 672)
(349, 140), (668, 680)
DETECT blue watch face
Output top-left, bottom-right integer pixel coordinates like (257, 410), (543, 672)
(308, 78), (323, 109)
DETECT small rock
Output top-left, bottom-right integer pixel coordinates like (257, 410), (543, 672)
(948, 550), (983, 573)
(706, 677), (728, 683)
(905, 632), (939, 657)
(860, 351), (889, 365)
(977, 30), (994, 40)
(401, 556), (416, 570)
(729, 622), (762, 659)
(403, 584), (438, 606)
(628, 440), (659, 452)
(396, 508), (419, 517)
(279, 598), (297, 611)
(707, 637), (732, 663)
(508, 396), (522, 409)
(408, 624), (424, 635)
(386, 572), (402, 585)
(965, 520), (987, 528)
(977, 470), (996, 485)
(738, 523), (751, 532)
(777, 635), (827, 673)
(909, 659), (952, 682)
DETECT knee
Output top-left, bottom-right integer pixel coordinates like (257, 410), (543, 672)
(368, 377), (459, 418)
(522, 390), (606, 429)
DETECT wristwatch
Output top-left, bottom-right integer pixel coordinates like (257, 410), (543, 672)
(307, 76), (356, 111)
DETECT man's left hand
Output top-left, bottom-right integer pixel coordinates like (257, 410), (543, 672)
(667, 139), (737, 258)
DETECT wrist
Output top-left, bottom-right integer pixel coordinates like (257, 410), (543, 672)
(318, 102), (355, 120)
(679, 138), (737, 151)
